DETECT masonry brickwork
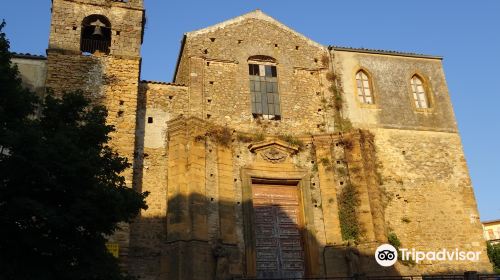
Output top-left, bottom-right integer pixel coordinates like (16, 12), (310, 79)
(12, 2), (493, 279)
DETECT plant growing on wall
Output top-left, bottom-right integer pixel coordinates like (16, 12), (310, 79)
(278, 134), (304, 150)
(338, 182), (361, 241)
(205, 126), (232, 147)
(388, 232), (415, 266)
(325, 52), (352, 132)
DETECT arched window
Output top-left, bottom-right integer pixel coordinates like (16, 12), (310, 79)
(80, 15), (111, 54)
(355, 70), (373, 104)
(248, 56), (280, 120)
(410, 75), (429, 109)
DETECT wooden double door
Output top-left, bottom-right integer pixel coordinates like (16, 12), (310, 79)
(252, 184), (306, 279)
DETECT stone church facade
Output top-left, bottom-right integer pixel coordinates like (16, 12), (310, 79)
(12, 0), (492, 279)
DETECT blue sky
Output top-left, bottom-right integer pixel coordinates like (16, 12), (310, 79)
(2, 1), (499, 221)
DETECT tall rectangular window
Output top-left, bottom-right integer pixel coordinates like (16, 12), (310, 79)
(249, 64), (280, 120)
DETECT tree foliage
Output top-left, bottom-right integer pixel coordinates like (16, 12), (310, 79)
(487, 242), (500, 274)
(0, 21), (148, 280)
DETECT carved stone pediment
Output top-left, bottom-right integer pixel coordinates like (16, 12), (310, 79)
(248, 140), (299, 164)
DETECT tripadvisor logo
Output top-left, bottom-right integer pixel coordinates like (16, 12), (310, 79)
(374, 244), (482, 267)
(375, 244), (398, 267)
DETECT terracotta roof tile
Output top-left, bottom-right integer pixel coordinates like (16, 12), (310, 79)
(140, 80), (186, 86)
(11, 52), (46, 60)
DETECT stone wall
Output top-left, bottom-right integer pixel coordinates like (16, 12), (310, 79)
(128, 82), (188, 278)
(49, 0), (144, 58)
(11, 55), (47, 96)
(174, 11), (332, 135)
(374, 128), (490, 274)
(45, 50), (142, 263)
(332, 49), (491, 273)
(334, 50), (457, 132)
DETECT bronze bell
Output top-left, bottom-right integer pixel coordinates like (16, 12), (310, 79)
(90, 19), (105, 38)
(92, 25), (103, 37)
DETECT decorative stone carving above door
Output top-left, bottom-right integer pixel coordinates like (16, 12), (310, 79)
(248, 140), (299, 164)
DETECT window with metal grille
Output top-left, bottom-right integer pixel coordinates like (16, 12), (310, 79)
(355, 70), (373, 104)
(249, 63), (280, 120)
(410, 75), (429, 109)
(80, 15), (112, 55)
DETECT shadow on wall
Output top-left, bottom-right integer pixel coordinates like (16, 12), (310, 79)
(127, 192), (403, 280)
(132, 84), (147, 195)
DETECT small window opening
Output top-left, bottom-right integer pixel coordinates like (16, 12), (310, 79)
(168, 95), (173, 100)
(203, 49), (208, 54)
(116, 30), (121, 35)
(206, 62), (210, 66)
(72, 26), (77, 31)
(206, 114), (211, 119)
(117, 110), (124, 117)
(207, 99), (212, 103)
(147, 117), (153, 123)
(238, 40), (243, 44)
(209, 81), (214, 85)
(119, 100), (124, 105)
(295, 46), (299, 50)
(274, 43), (278, 48)
(80, 15), (112, 54)
(210, 37), (216, 42)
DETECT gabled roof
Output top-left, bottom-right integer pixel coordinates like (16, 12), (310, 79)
(173, 9), (325, 81)
(185, 9), (324, 49)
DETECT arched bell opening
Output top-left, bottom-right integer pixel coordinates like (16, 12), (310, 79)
(80, 15), (112, 54)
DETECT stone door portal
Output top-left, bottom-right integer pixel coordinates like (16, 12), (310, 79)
(252, 184), (305, 279)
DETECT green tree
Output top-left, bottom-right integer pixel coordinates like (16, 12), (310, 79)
(487, 242), (500, 274)
(0, 21), (148, 280)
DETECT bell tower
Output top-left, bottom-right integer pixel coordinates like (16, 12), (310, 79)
(46, 0), (144, 93)
(45, 0), (145, 267)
